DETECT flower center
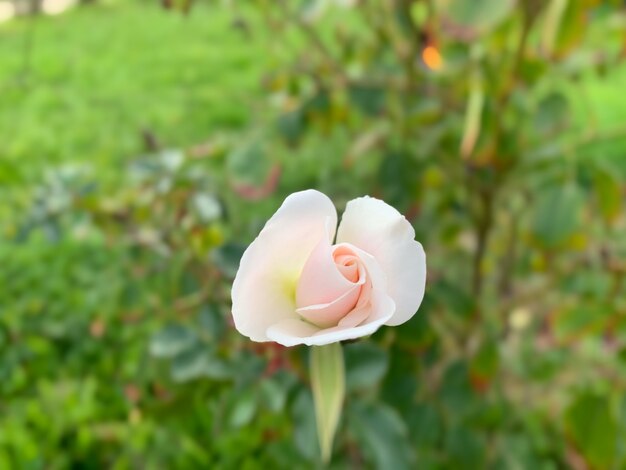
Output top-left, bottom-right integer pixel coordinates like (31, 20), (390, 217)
(333, 245), (361, 284)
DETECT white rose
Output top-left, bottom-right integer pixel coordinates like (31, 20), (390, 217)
(231, 190), (426, 346)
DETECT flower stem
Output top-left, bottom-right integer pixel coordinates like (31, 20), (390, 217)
(310, 342), (345, 464)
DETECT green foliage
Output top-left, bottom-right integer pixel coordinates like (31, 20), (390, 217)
(1, 0), (626, 468)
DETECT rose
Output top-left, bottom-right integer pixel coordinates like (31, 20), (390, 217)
(231, 190), (426, 346)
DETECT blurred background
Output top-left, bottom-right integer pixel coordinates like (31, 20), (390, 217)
(1, 0), (626, 468)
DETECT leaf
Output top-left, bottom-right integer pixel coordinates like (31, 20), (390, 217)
(445, 425), (486, 470)
(310, 343), (345, 464)
(553, 303), (612, 343)
(348, 401), (414, 470)
(565, 391), (618, 469)
(407, 403), (442, 449)
(348, 84), (385, 115)
(170, 345), (231, 382)
(227, 141), (270, 186)
(593, 163), (622, 224)
(344, 342), (389, 391)
(532, 184), (583, 248)
(470, 339), (500, 384)
(277, 109), (305, 146)
(460, 72), (484, 159)
(198, 304), (225, 340)
(171, 345), (208, 382)
(292, 389), (318, 461)
(436, 0), (515, 38)
(228, 389), (258, 429)
(149, 324), (197, 358)
(211, 243), (246, 278)
(260, 371), (297, 413)
(534, 93), (570, 134)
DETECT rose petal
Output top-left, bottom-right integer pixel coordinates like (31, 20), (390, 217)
(296, 231), (359, 308)
(336, 196), (426, 326)
(231, 190), (337, 342)
(296, 283), (363, 328)
(266, 289), (395, 346)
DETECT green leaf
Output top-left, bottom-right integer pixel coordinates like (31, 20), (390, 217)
(534, 93), (570, 134)
(593, 163), (622, 224)
(565, 391), (618, 469)
(292, 389), (318, 461)
(445, 425), (486, 470)
(170, 345), (207, 382)
(407, 403), (442, 449)
(470, 339), (500, 381)
(310, 343), (345, 464)
(228, 389), (258, 429)
(435, 0), (515, 37)
(198, 304), (226, 340)
(349, 401), (414, 469)
(149, 324), (197, 358)
(348, 84), (385, 115)
(212, 243), (246, 278)
(553, 303), (613, 343)
(344, 342), (389, 391)
(532, 184), (583, 248)
(227, 141), (270, 186)
(171, 345), (231, 382)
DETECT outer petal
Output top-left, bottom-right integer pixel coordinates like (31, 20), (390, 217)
(336, 196), (426, 326)
(231, 190), (337, 342)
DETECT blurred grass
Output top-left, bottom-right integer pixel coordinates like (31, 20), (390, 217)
(0, 2), (265, 185)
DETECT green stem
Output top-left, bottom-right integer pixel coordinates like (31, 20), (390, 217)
(310, 343), (345, 464)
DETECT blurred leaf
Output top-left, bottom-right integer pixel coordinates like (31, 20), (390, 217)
(532, 184), (583, 248)
(381, 347), (419, 412)
(292, 389), (318, 461)
(212, 243), (246, 278)
(436, 0), (515, 37)
(150, 325), (197, 358)
(198, 304), (226, 340)
(439, 361), (475, 420)
(534, 93), (570, 134)
(407, 403), (442, 449)
(552, 303), (612, 342)
(171, 345), (231, 382)
(445, 426), (486, 470)
(228, 389), (258, 429)
(593, 163), (622, 224)
(227, 142), (270, 186)
(344, 342), (389, 391)
(379, 151), (416, 208)
(349, 401), (414, 470)
(348, 84), (385, 115)
(565, 391), (618, 469)
(431, 280), (475, 317)
(470, 339), (499, 389)
(260, 371), (297, 413)
(277, 110), (305, 146)
(552, 0), (588, 57)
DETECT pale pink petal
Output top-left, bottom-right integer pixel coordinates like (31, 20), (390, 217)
(337, 303), (371, 328)
(296, 233), (358, 308)
(231, 190), (337, 342)
(296, 283), (362, 328)
(266, 289), (395, 347)
(336, 197), (426, 326)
